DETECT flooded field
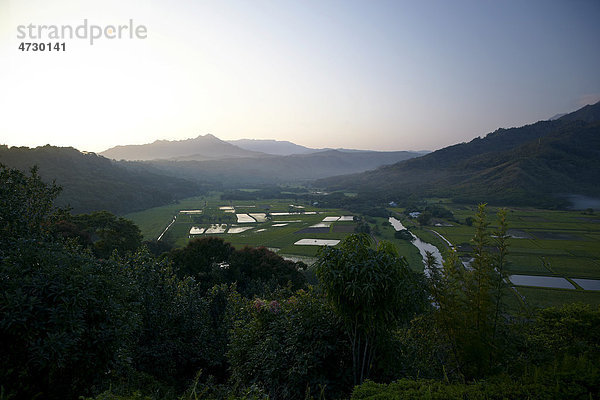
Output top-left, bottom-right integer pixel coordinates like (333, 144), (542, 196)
(205, 224), (227, 234)
(236, 214), (256, 223)
(228, 226), (253, 234)
(294, 239), (340, 246)
(509, 275), (575, 289)
(189, 226), (205, 235)
(572, 278), (600, 291)
(249, 213), (268, 222)
(126, 197), (600, 308)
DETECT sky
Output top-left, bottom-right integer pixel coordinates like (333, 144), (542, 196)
(1, 0), (599, 153)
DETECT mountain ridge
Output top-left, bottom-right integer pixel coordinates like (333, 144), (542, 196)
(146, 149), (422, 186)
(0, 145), (200, 214)
(100, 134), (266, 161)
(317, 102), (600, 207)
(226, 138), (316, 156)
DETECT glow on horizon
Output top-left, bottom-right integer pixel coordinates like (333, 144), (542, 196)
(1, 0), (599, 153)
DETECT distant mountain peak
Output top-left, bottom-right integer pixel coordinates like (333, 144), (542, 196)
(558, 101), (600, 123)
(549, 113), (567, 121)
(227, 138), (317, 156)
(100, 134), (264, 161)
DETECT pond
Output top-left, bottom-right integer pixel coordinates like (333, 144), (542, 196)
(236, 213), (256, 223)
(509, 274), (575, 289)
(572, 278), (600, 291)
(227, 226), (253, 234)
(294, 238), (340, 246)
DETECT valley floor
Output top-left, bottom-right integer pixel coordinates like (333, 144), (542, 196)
(126, 195), (600, 309)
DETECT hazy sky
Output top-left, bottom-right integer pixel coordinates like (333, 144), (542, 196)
(1, 0), (599, 152)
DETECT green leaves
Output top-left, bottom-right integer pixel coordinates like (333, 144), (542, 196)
(228, 289), (351, 400)
(0, 164), (62, 244)
(0, 239), (138, 398)
(315, 234), (428, 384)
(316, 234), (423, 334)
(430, 204), (512, 379)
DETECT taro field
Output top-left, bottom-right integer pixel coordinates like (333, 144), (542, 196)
(126, 195), (425, 268)
(389, 203), (600, 309)
(126, 196), (361, 264)
(126, 197), (600, 308)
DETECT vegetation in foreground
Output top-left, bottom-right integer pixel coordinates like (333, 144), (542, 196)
(1, 164), (599, 399)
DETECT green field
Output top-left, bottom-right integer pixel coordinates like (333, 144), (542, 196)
(127, 197), (600, 308)
(390, 204), (600, 309)
(126, 196), (426, 271)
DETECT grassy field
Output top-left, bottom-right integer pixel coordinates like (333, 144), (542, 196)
(126, 197), (600, 308)
(390, 203), (600, 309)
(126, 196), (429, 272)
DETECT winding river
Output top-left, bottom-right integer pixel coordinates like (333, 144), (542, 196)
(389, 217), (444, 275)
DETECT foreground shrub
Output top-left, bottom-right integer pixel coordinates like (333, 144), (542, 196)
(121, 250), (241, 391)
(0, 240), (138, 399)
(0, 165), (138, 399)
(351, 362), (600, 400)
(315, 235), (428, 385)
(228, 289), (352, 400)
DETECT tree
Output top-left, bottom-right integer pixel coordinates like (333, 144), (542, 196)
(528, 303), (600, 362)
(121, 250), (237, 390)
(68, 211), (143, 258)
(417, 211), (432, 226)
(170, 237), (234, 290)
(170, 239), (306, 298)
(228, 289), (352, 400)
(491, 208), (509, 341)
(227, 246), (306, 298)
(0, 164), (62, 244)
(0, 165), (138, 399)
(354, 221), (371, 234)
(394, 229), (413, 241)
(315, 234), (428, 385)
(430, 204), (511, 379)
(372, 224), (381, 236)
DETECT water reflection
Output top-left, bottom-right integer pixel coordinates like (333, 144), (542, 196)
(389, 217), (444, 275)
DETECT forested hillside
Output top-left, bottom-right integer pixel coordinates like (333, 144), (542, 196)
(148, 149), (420, 186)
(318, 102), (600, 207)
(0, 145), (200, 214)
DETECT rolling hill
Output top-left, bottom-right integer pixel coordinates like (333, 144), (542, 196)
(317, 102), (600, 207)
(147, 149), (422, 186)
(227, 139), (317, 156)
(0, 145), (201, 214)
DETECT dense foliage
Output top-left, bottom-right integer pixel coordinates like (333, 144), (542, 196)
(315, 235), (428, 385)
(0, 166), (138, 399)
(0, 147), (200, 214)
(53, 211), (144, 258)
(169, 237), (307, 298)
(228, 290), (352, 399)
(428, 205), (512, 379)
(1, 164), (599, 399)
